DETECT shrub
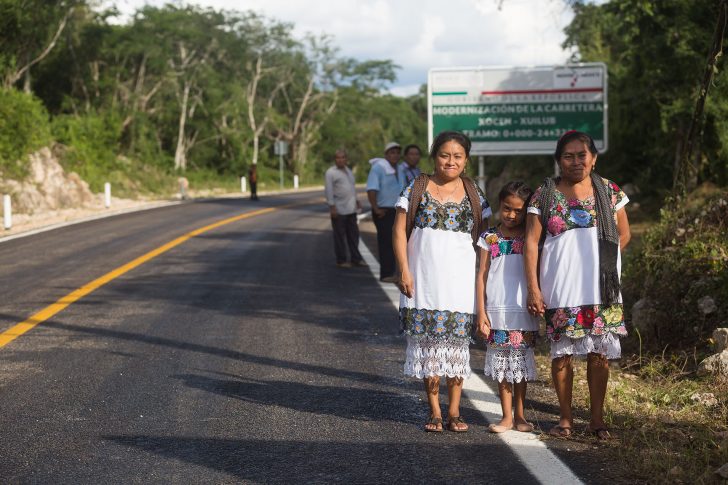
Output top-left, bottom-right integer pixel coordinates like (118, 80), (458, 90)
(623, 184), (728, 353)
(0, 88), (52, 178)
(51, 111), (122, 192)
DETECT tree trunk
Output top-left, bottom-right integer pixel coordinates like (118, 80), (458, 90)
(23, 69), (31, 93)
(174, 81), (191, 172)
(674, 0), (727, 194)
(3, 9), (71, 89)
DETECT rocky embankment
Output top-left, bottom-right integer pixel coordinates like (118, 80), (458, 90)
(1, 147), (96, 214)
(0, 147), (163, 236)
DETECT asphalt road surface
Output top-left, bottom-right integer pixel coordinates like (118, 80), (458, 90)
(0, 192), (608, 484)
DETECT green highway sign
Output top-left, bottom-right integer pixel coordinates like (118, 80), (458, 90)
(427, 63), (608, 155)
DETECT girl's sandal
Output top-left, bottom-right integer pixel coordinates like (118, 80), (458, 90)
(424, 416), (443, 433)
(446, 416), (469, 433)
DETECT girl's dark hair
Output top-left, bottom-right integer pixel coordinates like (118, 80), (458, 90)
(403, 144), (421, 156)
(554, 130), (598, 160)
(498, 180), (533, 205)
(429, 131), (471, 160)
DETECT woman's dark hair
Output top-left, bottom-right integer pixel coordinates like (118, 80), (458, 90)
(403, 144), (421, 156)
(554, 130), (598, 160)
(498, 180), (533, 205)
(429, 131), (471, 160)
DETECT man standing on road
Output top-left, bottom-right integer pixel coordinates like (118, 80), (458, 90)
(398, 144), (422, 186)
(248, 164), (259, 201)
(325, 149), (366, 268)
(366, 141), (402, 282)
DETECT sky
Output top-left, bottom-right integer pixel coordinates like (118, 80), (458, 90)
(109, 0), (577, 97)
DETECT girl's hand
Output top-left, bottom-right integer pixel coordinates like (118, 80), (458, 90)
(477, 311), (491, 339)
(398, 270), (415, 298)
(527, 288), (546, 316)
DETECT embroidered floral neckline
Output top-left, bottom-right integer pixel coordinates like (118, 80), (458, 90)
(424, 190), (467, 207)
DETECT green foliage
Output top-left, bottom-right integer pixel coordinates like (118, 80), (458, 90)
(622, 184), (728, 350)
(50, 110), (175, 196)
(0, 3), (423, 193)
(318, 87), (427, 182)
(0, 88), (51, 178)
(51, 111), (121, 191)
(565, 0), (728, 196)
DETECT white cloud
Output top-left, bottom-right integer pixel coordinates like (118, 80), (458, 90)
(107, 0), (577, 96)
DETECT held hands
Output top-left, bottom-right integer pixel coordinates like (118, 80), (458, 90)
(527, 288), (546, 317)
(398, 270), (414, 298)
(477, 311), (491, 339)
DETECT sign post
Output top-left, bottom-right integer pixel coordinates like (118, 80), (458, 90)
(428, 63), (608, 156)
(274, 140), (289, 189)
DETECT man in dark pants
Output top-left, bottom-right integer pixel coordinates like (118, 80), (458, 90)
(248, 164), (259, 201)
(325, 149), (365, 267)
(366, 142), (402, 282)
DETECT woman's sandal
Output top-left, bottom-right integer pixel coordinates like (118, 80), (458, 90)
(548, 424), (573, 438)
(586, 425), (611, 440)
(446, 416), (469, 433)
(424, 416), (443, 433)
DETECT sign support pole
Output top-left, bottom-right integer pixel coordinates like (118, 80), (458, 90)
(279, 153), (284, 189)
(477, 156), (486, 193)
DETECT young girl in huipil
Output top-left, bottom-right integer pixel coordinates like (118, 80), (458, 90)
(476, 181), (540, 433)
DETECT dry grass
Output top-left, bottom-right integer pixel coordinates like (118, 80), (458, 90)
(534, 349), (728, 483)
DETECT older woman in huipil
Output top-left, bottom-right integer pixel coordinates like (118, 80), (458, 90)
(524, 130), (631, 440)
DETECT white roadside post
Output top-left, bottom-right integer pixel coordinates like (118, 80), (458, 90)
(293, 174), (299, 189)
(241, 176), (247, 193)
(104, 182), (111, 208)
(3, 195), (11, 230)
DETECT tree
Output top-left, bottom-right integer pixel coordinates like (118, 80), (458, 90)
(564, 0), (728, 193)
(0, 0), (79, 91)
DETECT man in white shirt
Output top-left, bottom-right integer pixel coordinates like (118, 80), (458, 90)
(325, 149), (366, 268)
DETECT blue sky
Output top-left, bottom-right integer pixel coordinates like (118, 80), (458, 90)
(110, 0), (577, 96)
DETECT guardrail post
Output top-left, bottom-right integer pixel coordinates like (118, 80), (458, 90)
(104, 182), (111, 208)
(241, 176), (247, 193)
(293, 174), (299, 189)
(3, 195), (11, 230)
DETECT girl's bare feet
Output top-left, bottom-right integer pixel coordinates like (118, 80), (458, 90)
(514, 417), (534, 432)
(488, 417), (513, 433)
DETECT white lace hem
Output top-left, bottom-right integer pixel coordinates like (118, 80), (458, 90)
(550, 333), (622, 360)
(484, 347), (537, 383)
(404, 335), (471, 379)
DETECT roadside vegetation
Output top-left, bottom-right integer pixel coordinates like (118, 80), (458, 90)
(1, 0), (728, 481)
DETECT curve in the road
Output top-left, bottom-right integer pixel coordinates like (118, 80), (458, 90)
(0, 205), (287, 349)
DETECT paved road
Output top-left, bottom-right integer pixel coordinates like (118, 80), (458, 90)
(0, 192), (602, 483)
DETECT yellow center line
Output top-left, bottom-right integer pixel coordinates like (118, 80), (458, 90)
(0, 205), (284, 349)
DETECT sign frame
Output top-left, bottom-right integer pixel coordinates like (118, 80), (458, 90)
(427, 63), (608, 156)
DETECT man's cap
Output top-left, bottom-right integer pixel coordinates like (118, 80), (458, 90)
(384, 142), (401, 153)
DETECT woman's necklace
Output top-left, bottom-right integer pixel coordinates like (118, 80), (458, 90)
(434, 178), (460, 203)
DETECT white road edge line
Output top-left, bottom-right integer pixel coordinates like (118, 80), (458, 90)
(356, 213), (583, 485)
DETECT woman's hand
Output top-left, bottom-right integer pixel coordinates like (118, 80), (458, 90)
(476, 311), (491, 339)
(398, 269), (414, 298)
(527, 288), (546, 316)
